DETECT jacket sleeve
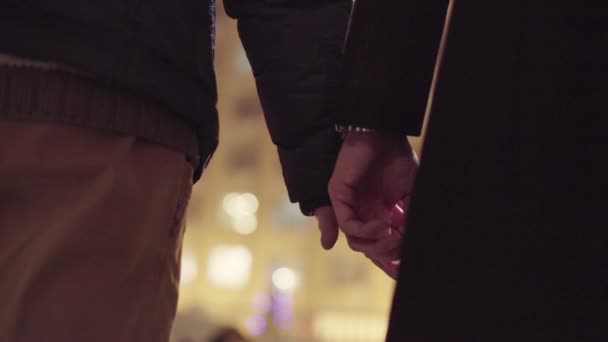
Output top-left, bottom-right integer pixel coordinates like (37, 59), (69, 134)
(335, 0), (449, 136)
(224, 0), (352, 215)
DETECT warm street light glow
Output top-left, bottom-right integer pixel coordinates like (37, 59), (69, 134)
(223, 193), (259, 235)
(271, 267), (299, 292)
(207, 245), (252, 289)
(180, 248), (198, 286)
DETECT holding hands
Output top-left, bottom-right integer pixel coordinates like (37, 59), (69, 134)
(315, 132), (419, 279)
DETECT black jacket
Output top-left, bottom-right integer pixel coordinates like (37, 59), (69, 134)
(340, 0), (607, 340)
(0, 0), (351, 214)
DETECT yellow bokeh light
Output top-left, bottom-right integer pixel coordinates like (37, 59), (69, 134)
(222, 192), (259, 217)
(271, 267), (299, 292)
(231, 214), (257, 235)
(180, 248), (198, 286)
(207, 245), (252, 289)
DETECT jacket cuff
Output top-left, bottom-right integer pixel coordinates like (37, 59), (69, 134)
(299, 194), (333, 217)
(277, 128), (341, 216)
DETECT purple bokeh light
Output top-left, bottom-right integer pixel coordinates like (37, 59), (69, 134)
(244, 315), (267, 336)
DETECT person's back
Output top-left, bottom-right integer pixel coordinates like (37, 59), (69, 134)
(387, 1), (607, 340)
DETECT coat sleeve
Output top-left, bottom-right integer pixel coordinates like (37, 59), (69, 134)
(335, 0), (449, 136)
(224, 0), (352, 214)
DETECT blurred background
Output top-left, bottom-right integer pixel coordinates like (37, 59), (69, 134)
(170, 3), (426, 341)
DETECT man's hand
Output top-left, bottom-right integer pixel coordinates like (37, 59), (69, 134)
(328, 132), (419, 278)
(313, 204), (404, 278)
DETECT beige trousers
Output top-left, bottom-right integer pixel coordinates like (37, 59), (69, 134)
(0, 120), (193, 342)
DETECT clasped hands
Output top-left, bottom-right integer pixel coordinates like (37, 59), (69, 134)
(314, 132), (418, 279)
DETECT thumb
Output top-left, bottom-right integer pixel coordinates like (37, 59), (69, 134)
(313, 206), (339, 250)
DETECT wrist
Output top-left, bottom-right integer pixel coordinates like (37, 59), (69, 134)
(335, 124), (406, 145)
(343, 130), (409, 150)
(335, 124), (376, 138)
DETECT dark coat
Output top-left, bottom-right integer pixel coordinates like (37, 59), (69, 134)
(0, 0), (352, 213)
(339, 0), (607, 340)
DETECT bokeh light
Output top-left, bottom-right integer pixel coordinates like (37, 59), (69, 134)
(222, 193), (259, 235)
(207, 245), (252, 289)
(244, 315), (267, 336)
(271, 267), (299, 292)
(222, 192), (259, 217)
(180, 248), (198, 286)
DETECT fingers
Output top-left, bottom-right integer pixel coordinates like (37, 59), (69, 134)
(343, 218), (402, 280)
(385, 260), (400, 279)
(313, 203), (404, 252)
(343, 218), (393, 240)
(313, 206), (339, 250)
(388, 203), (405, 234)
(328, 179), (365, 240)
(345, 234), (401, 259)
(317, 203), (403, 280)
(327, 138), (377, 238)
(388, 199), (409, 234)
(368, 256), (400, 280)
